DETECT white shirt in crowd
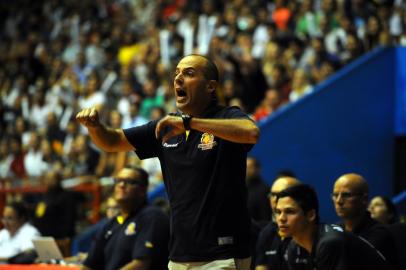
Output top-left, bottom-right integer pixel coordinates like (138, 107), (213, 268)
(0, 223), (41, 259)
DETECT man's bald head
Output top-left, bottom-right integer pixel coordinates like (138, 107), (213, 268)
(270, 176), (301, 210)
(334, 173), (369, 195)
(333, 173), (369, 221)
(272, 177), (301, 193)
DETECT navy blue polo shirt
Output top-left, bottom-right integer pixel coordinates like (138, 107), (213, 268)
(124, 105), (254, 261)
(84, 204), (169, 270)
(255, 222), (308, 270)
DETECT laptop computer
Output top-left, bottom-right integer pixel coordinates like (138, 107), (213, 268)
(32, 237), (64, 262)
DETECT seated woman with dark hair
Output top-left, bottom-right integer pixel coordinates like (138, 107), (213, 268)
(369, 195), (398, 225)
(369, 195), (406, 270)
(0, 201), (41, 263)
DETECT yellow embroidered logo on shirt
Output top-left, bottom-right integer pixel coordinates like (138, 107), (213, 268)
(35, 202), (46, 218)
(116, 215), (124, 225)
(125, 222), (137, 235)
(145, 241), (154, 248)
(198, 133), (217, 150)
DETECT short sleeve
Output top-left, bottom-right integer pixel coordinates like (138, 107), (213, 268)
(123, 120), (161, 160)
(19, 225), (40, 252)
(255, 225), (276, 266)
(83, 221), (112, 269)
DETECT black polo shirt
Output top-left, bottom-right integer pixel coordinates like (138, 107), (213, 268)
(338, 211), (397, 268)
(286, 224), (391, 270)
(256, 222), (308, 270)
(84, 204), (169, 270)
(124, 105), (253, 261)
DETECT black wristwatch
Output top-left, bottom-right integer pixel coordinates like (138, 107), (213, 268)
(181, 114), (192, 131)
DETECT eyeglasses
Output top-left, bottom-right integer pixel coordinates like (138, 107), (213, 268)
(267, 192), (280, 199)
(331, 192), (364, 201)
(113, 178), (143, 186)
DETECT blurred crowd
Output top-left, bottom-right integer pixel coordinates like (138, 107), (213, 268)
(0, 0), (405, 185)
(0, 0), (405, 207)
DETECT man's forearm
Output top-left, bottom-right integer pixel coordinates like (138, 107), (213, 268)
(190, 118), (260, 144)
(87, 124), (133, 152)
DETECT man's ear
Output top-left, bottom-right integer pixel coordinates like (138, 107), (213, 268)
(306, 209), (317, 223)
(207, 80), (218, 94)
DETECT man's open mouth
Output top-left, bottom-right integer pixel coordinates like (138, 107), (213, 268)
(176, 89), (187, 97)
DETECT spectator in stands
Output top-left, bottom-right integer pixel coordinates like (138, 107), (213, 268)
(332, 173), (398, 269)
(364, 15), (382, 51)
(23, 131), (47, 180)
(62, 120), (79, 157)
(27, 88), (51, 132)
(39, 138), (61, 173)
(369, 195), (406, 270)
(95, 110), (127, 177)
(81, 167), (169, 270)
(64, 134), (99, 178)
(78, 71), (106, 113)
(289, 68), (314, 102)
(0, 201), (40, 263)
(0, 139), (12, 180)
(369, 195), (398, 225)
(245, 157), (270, 224)
(275, 184), (392, 270)
(340, 32), (365, 65)
(77, 54), (259, 270)
(8, 136), (26, 181)
(252, 88), (281, 122)
(14, 116), (31, 147)
(268, 63), (291, 104)
(255, 176), (304, 270)
(44, 112), (65, 154)
(295, 0), (322, 39)
(140, 78), (164, 119)
(33, 169), (78, 253)
(122, 102), (148, 129)
(117, 81), (145, 128)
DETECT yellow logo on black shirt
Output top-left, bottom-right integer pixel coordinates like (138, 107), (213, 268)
(35, 202), (47, 218)
(145, 241), (154, 248)
(125, 222), (137, 235)
(198, 133), (217, 150)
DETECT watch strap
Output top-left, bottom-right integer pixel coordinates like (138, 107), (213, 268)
(181, 114), (192, 130)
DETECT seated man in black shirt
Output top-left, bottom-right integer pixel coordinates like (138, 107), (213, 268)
(332, 173), (397, 268)
(275, 184), (391, 270)
(81, 167), (169, 270)
(255, 176), (304, 270)
(246, 157), (271, 224)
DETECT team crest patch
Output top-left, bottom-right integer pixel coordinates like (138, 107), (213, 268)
(125, 222), (137, 235)
(198, 133), (217, 150)
(145, 241), (154, 248)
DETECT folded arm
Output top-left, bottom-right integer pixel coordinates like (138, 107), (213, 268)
(156, 115), (260, 144)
